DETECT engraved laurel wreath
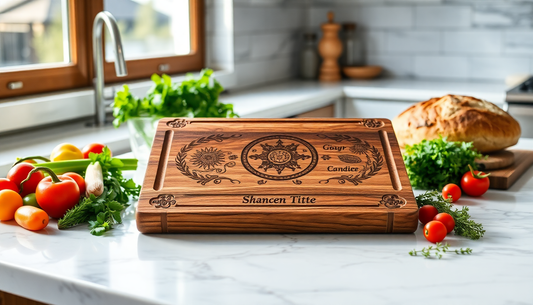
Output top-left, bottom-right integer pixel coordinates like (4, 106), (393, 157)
(175, 134), (242, 185)
(317, 134), (383, 186)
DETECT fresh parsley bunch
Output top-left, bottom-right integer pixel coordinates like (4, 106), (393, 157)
(112, 69), (238, 128)
(403, 137), (483, 190)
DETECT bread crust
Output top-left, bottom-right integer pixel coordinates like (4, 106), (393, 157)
(392, 95), (521, 153)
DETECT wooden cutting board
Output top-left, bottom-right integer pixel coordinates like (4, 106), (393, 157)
(487, 150), (533, 190)
(137, 118), (418, 234)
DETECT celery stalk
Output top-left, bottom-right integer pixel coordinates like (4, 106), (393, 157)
(36, 158), (138, 174)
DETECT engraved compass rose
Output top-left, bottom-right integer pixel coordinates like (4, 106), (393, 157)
(249, 139), (310, 174)
(241, 135), (319, 181)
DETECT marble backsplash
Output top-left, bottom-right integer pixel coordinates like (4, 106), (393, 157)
(310, 1), (533, 81)
(205, 0), (533, 88)
(206, 0), (305, 90)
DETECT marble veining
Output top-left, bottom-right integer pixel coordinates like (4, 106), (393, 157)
(1, 140), (533, 304)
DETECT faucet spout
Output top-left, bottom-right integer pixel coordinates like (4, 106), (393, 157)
(93, 11), (128, 127)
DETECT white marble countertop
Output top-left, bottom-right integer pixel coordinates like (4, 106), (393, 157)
(0, 78), (509, 177)
(1, 139), (533, 305)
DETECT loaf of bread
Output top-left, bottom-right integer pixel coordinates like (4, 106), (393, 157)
(392, 95), (521, 153)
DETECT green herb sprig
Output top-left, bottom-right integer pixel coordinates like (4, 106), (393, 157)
(409, 242), (473, 259)
(416, 191), (485, 240)
(403, 137), (484, 190)
(112, 69), (238, 128)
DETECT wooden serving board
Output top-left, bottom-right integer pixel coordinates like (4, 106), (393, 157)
(487, 150), (533, 190)
(476, 150), (515, 171)
(137, 118), (418, 234)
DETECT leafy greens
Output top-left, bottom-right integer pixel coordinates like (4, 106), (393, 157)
(112, 69), (238, 128)
(403, 137), (484, 190)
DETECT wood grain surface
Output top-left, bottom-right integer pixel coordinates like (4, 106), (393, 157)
(487, 150), (533, 190)
(137, 118), (418, 234)
(476, 150), (515, 171)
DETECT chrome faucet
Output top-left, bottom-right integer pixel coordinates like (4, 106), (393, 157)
(92, 11), (128, 127)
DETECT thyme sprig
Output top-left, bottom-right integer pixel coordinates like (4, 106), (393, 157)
(409, 242), (473, 259)
(416, 191), (485, 240)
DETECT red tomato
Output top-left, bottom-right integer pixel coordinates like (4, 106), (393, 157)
(63, 172), (86, 195)
(442, 183), (461, 203)
(433, 213), (455, 234)
(82, 143), (110, 159)
(0, 178), (19, 193)
(461, 165), (490, 197)
(7, 163), (45, 197)
(36, 175), (80, 219)
(418, 205), (438, 225)
(424, 221), (447, 243)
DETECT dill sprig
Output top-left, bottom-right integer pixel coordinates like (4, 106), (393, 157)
(57, 197), (93, 229)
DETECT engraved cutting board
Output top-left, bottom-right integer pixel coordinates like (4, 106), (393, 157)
(137, 118), (418, 234)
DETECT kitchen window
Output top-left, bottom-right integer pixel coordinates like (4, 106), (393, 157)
(0, 0), (204, 99)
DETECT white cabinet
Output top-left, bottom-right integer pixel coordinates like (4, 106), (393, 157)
(343, 98), (415, 120)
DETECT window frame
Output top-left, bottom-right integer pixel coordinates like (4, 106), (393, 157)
(0, 0), (205, 99)
(0, 0), (90, 99)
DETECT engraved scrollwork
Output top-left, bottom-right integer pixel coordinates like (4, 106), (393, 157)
(258, 180), (267, 185)
(175, 134), (242, 185)
(317, 134), (383, 186)
(363, 119), (385, 129)
(321, 155), (331, 161)
(167, 119), (190, 128)
(379, 194), (406, 209)
(292, 180), (302, 185)
(149, 194), (177, 209)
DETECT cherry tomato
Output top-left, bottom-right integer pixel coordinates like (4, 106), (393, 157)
(82, 143), (110, 159)
(442, 183), (461, 203)
(424, 221), (447, 243)
(7, 163), (45, 197)
(63, 172), (86, 195)
(0, 178), (19, 193)
(36, 173), (80, 219)
(418, 205), (438, 225)
(461, 165), (490, 197)
(15, 206), (49, 231)
(0, 190), (23, 221)
(433, 213), (455, 234)
(23, 193), (41, 208)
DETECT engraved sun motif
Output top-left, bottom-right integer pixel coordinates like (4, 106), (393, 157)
(249, 139), (311, 174)
(190, 147), (225, 170)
